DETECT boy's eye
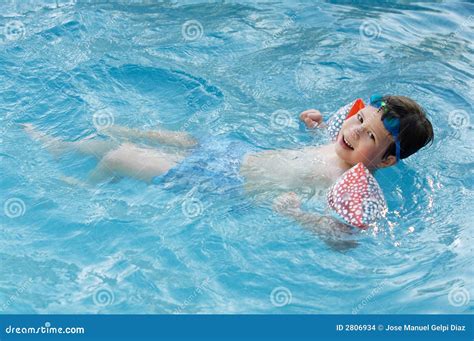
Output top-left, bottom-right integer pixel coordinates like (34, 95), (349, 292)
(368, 131), (375, 140)
(357, 114), (363, 123)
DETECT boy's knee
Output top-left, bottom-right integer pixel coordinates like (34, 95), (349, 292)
(102, 148), (125, 168)
(101, 143), (137, 169)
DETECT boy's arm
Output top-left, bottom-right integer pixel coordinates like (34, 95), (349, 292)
(273, 192), (358, 251)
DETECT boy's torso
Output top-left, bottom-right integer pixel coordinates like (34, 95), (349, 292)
(240, 143), (349, 194)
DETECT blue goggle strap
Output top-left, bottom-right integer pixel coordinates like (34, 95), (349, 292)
(370, 94), (401, 162)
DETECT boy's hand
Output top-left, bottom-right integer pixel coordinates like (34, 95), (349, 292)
(299, 109), (323, 129)
(273, 192), (302, 216)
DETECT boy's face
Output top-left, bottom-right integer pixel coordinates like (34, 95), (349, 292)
(335, 106), (397, 169)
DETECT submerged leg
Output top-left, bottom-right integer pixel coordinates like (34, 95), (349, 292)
(100, 125), (197, 149)
(23, 123), (118, 159)
(23, 124), (188, 185)
(87, 142), (185, 184)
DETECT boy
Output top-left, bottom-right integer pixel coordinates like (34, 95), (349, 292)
(24, 95), (433, 248)
(274, 95), (433, 245)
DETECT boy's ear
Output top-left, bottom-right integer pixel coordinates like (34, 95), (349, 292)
(377, 155), (397, 169)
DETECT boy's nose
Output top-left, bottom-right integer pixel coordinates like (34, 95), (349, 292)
(351, 126), (363, 140)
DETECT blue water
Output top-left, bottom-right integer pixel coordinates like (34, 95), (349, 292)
(1, 1), (473, 314)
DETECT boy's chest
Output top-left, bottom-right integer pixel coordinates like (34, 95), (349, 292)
(300, 144), (347, 185)
(240, 144), (347, 191)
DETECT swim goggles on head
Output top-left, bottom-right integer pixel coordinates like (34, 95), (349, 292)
(369, 94), (401, 162)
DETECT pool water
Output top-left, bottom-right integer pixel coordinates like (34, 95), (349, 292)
(1, 1), (473, 314)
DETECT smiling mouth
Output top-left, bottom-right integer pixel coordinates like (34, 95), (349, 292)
(341, 134), (354, 150)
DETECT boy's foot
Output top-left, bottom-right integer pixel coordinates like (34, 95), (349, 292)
(22, 123), (70, 157)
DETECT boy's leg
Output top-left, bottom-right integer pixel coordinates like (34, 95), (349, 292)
(23, 124), (188, 184)
(100, 125), (197, 149)
(23, 123), (118, 159)
(88, 143), (186, 184)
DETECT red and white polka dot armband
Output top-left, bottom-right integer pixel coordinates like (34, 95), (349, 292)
(326, 163), (387, 229)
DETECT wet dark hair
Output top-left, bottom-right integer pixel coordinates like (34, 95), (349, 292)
(381, 95), (434, 160)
